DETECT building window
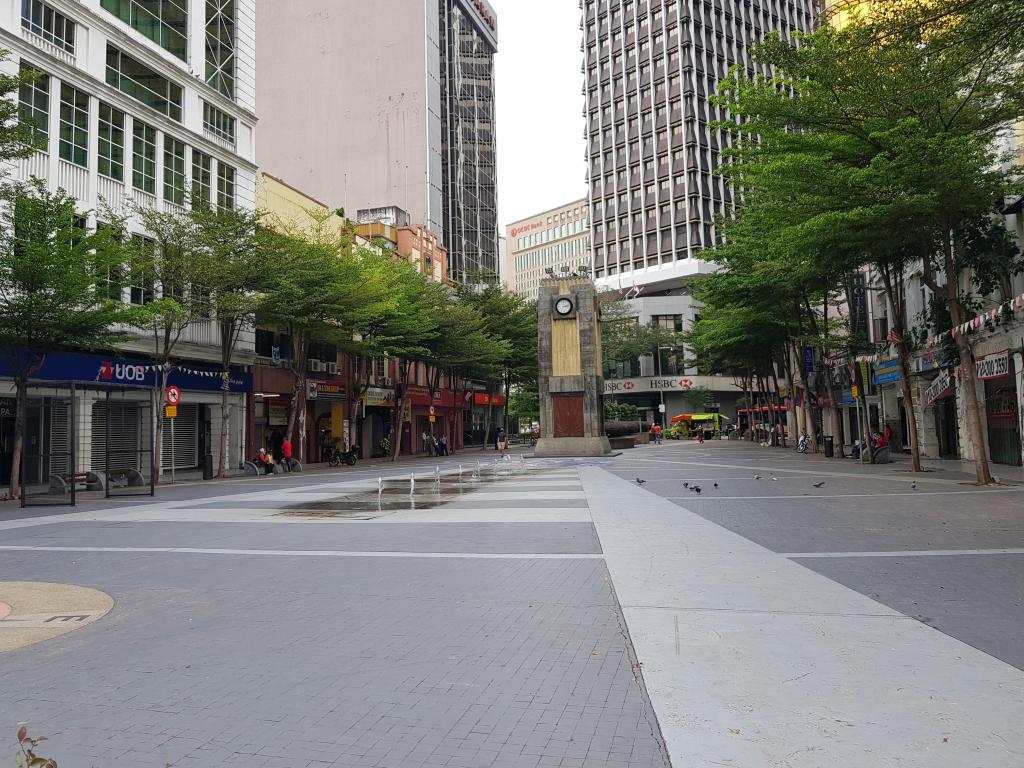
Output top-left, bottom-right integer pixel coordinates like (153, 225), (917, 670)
(202, 101), (235, 144)
(58, 83), (88, 167)
(652, 314), (684, 332)
(163, 136), (186, 205)
(130, 235), (155, 304)
(21, 0), (76, 53)
(18, 62), (49, 148)
(206, 0), (236, 98)
(216, 162), (235, 210)
(106, 46), (183, 122)
(97, 103), (125, 181)
(132, 120), (156, 194)
(192, 150), (212, 207)
(100, 0), (187, 60)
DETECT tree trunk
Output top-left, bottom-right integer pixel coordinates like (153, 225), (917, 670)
(218, 383), (230, 478)
(155, 364), (170, 481)
(941, 231), (994, 485)
(482, 383), (495, 451)
(896, 343), (923, 472)
(9, 374), (28, 499)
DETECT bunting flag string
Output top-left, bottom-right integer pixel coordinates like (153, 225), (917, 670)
(921, 292), (1024, 349)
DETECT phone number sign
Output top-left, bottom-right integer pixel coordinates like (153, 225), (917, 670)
(976, 350), (1010, 381)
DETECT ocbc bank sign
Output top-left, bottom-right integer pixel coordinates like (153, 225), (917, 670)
(604, 377), (694, 394)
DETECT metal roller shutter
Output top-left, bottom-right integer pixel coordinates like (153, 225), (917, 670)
(162, 404), (199, 469)
(48, 400), (70, 475)
(91, 401), (142, 472)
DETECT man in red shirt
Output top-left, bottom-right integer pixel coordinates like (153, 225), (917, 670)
(282, 437), (293, 471)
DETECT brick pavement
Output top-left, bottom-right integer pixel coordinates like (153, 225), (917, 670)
(0, 467), (670, 768)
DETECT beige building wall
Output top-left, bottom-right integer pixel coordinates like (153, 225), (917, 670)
(257, 173), (349, 241)
(256, 2), (436, 233)
(507, 199), (591, 300)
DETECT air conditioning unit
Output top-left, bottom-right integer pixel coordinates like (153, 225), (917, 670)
(307, 359), (325, 373)
(326, 362), (338, 374)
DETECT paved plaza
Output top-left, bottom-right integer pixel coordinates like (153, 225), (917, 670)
(1, 442), (1023, 767)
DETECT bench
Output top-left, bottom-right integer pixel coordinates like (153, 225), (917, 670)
(107, 469), (147, 489)
(49, 471), (106, 494)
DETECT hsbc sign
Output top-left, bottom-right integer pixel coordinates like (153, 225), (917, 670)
(604, 377), (695, 394)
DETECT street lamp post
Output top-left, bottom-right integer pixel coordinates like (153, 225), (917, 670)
(656, 345), (673, 430)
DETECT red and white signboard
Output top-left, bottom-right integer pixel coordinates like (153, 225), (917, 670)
(428, 406), (436, 416)
(976, 350), (1010, 381)
(166, 386), (182, 405)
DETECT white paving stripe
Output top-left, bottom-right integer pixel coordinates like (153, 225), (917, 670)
(0, 545), (602, 560)
(784, 548), (1024, 558)
(582, 466), (1024, 768)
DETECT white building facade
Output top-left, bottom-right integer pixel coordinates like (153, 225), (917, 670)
(506, 199), (591, 299)
(0, 0), (257, 484)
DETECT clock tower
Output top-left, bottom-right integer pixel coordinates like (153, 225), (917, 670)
(534, 277), (612, 457)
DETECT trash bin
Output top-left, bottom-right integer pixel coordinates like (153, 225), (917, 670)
(202, 452), (214, 480)
(823, 436), (834, 458)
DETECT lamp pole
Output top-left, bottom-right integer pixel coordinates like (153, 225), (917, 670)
(656, 345), (672, 430)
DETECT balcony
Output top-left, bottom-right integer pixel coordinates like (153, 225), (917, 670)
(16, 150), (48, 181)
(21, 28), (74, 66)
(57, 160), (88, 201)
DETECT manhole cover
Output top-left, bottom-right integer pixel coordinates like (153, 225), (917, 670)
(0, 582), (113, 653)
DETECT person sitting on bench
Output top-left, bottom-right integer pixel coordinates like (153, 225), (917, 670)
(256, 448), (275, 476)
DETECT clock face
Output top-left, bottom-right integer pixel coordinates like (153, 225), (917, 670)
(555, 298), (574, 316)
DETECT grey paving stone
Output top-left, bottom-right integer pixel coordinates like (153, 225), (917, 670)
(0, 551), (667, 768)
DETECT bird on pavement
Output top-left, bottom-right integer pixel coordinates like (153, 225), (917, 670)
(636, 478), (647, 485)
(911, 481), (918, 490)
(693, 486), (702, 494)
(683, 482), (689, 489)
(713, 483), (719, 489)
(753, 475), (763, 480)
(770, 476), (779, 481)
(812, 481), (826, 488)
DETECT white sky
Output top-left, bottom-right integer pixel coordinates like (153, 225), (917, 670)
(492, 0), (587, 232)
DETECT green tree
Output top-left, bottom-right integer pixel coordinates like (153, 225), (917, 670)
(459, 283), (538, 448)
(0, 181), (140, 496)
(130, 205), (214, 479)
(257, 231), (390, 462)
(0, 50), (41, 166)
(190, 203), (266, 477)
(712, 10), (1024, 480)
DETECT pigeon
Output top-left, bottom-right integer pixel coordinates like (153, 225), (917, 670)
(911, 481), (917, 490)
(683, 482), (689, 489)
(636, 478), (647, 485)
(713, 483), (719, 489)
(812, 481), (826, 488)
(754, 475), (763, 480)
(693, 486), (702, 495)
(770, 476), (779, 482)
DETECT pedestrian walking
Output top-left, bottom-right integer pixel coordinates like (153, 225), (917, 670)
(496, 427), (506, 451)
(439, 433), (449, 456)
(652, 423), (663, 445)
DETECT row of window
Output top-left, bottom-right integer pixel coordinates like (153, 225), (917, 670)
(514, 218), (589, 251)
(514, 236), (591, 273)
(23, 0), (236, 99)
(19, 61), (237, 209)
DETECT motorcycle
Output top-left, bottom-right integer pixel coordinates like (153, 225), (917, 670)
(797, 433), (810, 454)
(325, 446), (359, 467)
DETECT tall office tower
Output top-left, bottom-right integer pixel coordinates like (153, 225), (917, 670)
(257, 0), (499, 283)
(581, 0), (818, 293)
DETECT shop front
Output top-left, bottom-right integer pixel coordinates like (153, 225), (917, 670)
(249, 365), (296, 462)
(309, 379), (349, 461)
(924, 368), (958, 459)
(466, 392), (507, 447)
(406, 385), (463, 455)
(360, 385), (397, 459)
(0, 351), (251, 479)
(978, 350), (1021, 467)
